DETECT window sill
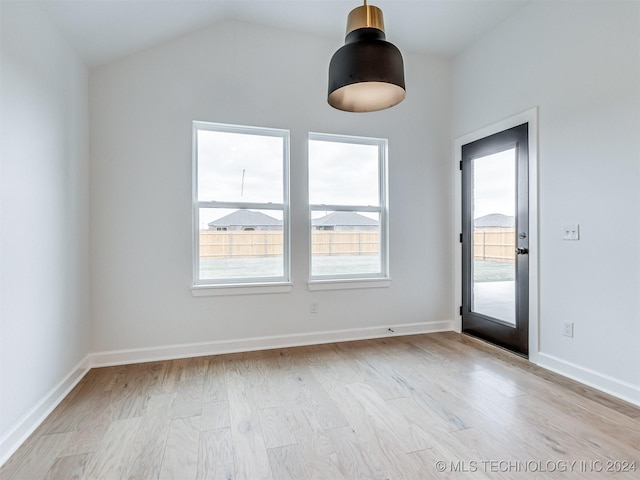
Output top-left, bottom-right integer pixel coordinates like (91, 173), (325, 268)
(307, 278), (391, 291)
(191, 282), (293, 297)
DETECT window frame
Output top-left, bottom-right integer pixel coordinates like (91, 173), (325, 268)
(308, 132), (390, 283)
(192, 121), (291, 289)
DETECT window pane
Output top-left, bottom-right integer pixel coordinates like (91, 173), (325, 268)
(472, 148), (516, 325)
(197, 129), (283, 203)
(311, 211), (381, 276)
(198, 208), (284, 281)
(309, 139), (379, 206)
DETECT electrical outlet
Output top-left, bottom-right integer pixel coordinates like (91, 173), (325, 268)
(310, 301), (318, 314)
(563, 224), (580, 240)
(563, 321), (574, 338)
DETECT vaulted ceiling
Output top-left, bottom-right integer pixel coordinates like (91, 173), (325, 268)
(34, 0), (531, 67)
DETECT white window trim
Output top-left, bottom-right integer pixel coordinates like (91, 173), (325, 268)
(308, 132), (390, 284)
(192, 121), (291, 290)
(191, 282), (293, 297)
(308, 278), (391, 291)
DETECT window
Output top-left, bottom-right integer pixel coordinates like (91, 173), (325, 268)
(308, 133), (388, 280)
(193, 122), (289, 286)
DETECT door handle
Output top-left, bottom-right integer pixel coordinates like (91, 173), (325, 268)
(515, 247), (529, 255)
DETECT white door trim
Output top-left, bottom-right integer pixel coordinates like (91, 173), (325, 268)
(453, 107), (539, 362)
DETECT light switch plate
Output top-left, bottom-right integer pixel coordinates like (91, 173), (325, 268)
(563, 224), (580, 240)
(563, 321), (574, 338)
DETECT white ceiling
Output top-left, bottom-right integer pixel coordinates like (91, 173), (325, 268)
(33, 0), (531, 67)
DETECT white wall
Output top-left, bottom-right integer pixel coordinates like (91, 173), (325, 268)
(89, 20), (453, 354)
(0, 1), (91, 460)
(453, 1), (640, 402)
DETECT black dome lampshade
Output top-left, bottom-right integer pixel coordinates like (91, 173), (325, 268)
(328, 1), (406, 112)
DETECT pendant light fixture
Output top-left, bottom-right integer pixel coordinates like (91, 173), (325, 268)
(328, 1), (406, 112)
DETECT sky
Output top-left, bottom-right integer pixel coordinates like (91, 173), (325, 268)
(473, 147), (516, 219)
(196, 130), (380, 228)
(308, 139), (379, 206)
(197, 129), (283, 204)
(197, 128), (514, 228)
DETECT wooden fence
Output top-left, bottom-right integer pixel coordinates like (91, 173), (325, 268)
(311, 231), (378, 256)
(200, 231), (283, 258)
(199, 230), (379, 258)
(474, 227), (515, 262)
(200, 228), (516, 261)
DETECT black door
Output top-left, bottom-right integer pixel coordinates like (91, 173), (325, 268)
(462, 123), (529, 356)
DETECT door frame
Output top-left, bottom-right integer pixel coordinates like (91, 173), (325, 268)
(461, 123), (529, 355)
(453, 108), (539, 362)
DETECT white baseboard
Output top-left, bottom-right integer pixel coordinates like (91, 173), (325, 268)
(0, 356), (91, 467)
(6, 324), (636, 470)
(0, 321), (452, 468)
(90, 320), (454, 367)
(535, 352), (640, 407)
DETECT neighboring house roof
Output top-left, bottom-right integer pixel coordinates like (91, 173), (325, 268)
(208, 210), (282, 227)
(474, 213), (515, 228)
(312, 211), (379, 227)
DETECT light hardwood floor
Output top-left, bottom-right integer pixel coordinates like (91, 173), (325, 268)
(2, 332), (639, 479)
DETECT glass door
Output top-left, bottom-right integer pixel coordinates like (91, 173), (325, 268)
(462, 124), (529, 356)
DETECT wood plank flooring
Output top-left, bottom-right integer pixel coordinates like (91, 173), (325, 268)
(2, 332), (639, 479)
